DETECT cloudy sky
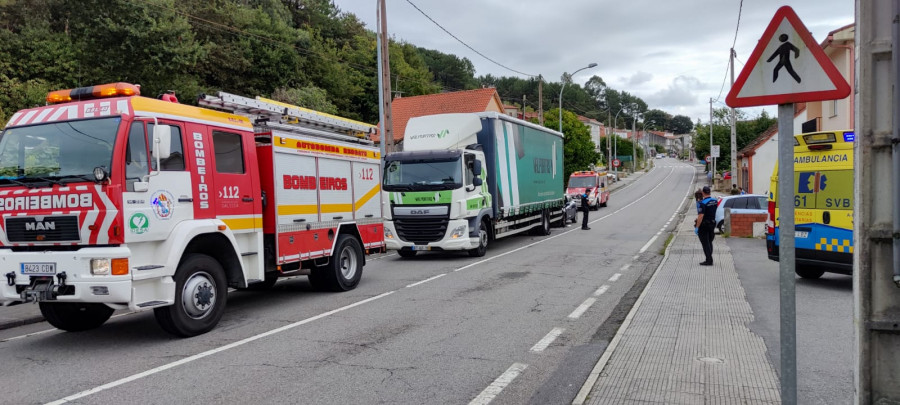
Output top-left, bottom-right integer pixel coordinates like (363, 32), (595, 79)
(335, 0), (854, 124)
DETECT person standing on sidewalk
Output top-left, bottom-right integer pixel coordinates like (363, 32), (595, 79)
(581, 188), (591, 230)
(695, 186), (717, 265)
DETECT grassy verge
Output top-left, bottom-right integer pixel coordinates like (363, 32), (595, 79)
(659, 233), (675, 255)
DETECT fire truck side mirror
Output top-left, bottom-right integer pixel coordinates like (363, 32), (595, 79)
(153, 125), (172, 161)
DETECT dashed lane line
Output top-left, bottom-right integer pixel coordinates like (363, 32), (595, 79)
(469, 363), (529, 405)
(529, 327), (565, 353)
(567, 298), (596, 319)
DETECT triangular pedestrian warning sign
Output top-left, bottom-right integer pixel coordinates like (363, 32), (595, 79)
(726, 6), (850, 108)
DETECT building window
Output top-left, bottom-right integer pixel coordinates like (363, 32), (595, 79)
(831, 100), (838, 117)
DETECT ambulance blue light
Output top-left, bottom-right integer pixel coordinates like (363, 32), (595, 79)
(843, 131), (855, 142)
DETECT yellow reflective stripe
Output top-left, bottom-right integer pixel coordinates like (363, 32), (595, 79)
(322, 204), (352, 213)
(221, 217), (262, 230)
(355, 184), (381, 209)
(131, 97), (251, 128)
(278, 205), (318, 216)
(277, 204), (353, 215)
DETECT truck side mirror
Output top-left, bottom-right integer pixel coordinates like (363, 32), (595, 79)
(152, 125), (172, 161)
(473, 160), (482, 177)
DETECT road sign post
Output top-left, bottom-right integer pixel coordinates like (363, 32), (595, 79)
(725, 6), (850, 405)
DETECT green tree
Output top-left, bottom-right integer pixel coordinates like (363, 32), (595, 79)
(670, 115), (694, 134)
(540, 108), (599, 179)
(642, 109), (671, 131)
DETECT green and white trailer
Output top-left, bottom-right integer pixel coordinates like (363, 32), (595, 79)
(382, 112), (564, 257)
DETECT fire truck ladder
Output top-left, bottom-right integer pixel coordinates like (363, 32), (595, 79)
(198, 91), (376, 145)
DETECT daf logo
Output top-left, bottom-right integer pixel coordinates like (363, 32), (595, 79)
(25, 221), (56, 231)
(410, 209), (430, 215)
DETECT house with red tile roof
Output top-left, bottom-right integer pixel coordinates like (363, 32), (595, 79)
(372, 88), (504, 148)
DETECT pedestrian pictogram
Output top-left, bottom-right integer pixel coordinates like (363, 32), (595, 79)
(768, 34), (801, 83)
(726, 6), (850, 108)
(612, 159), (621, 168)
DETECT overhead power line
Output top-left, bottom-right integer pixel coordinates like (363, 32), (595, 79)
(714, 0), (744, 102)
(403, 0), (537, 77)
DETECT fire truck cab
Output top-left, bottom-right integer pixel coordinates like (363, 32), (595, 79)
(0, 83), (384, 336)
(566, 170), (610, 210)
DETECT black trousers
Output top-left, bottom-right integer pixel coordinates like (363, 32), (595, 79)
(698, 223), (715, 263)
(581, 207), (590, 228)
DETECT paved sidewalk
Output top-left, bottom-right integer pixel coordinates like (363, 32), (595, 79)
(578, 210), (781, 404)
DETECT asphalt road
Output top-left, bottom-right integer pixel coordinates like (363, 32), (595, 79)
(0, 159), (697, 405)
(727, 237), (854, 404)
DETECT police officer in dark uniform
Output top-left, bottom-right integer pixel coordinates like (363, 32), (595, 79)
(695, 186), (717, 265)
(581, 188), (591, 230)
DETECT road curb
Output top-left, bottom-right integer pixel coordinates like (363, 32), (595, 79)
(571, 166), (696, 405)
(0, 314), (45, 331)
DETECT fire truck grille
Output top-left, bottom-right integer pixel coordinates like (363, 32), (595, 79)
(5, 216), (80, 243)
(394, 217), (449, 244)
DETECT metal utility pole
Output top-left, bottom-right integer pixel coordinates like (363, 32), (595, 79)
(377, 0), (394, 153)
(376, 0), (386, 158)
(632, 112), (637, 172)
(709, 98), (714, 185)
(856, 1), (900, 402)
(538, 75), (544, 125)
(608, 110), (612, 168)
(730, 48), (738, 187)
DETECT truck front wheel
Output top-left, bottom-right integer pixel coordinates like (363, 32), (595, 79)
(531, 210), (551, 236)
(468, 220), (489, 257)
(154, 254), (227, 337)
(310, 235), (363, 292)
(39, 302), (114, 332)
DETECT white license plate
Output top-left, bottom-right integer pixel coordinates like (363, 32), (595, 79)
(795, 231), (809, 238)
(21, 262), (56, 275)
(412, 245), (431, 251)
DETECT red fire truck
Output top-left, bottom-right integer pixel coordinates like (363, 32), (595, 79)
(0, 84), (384, 336)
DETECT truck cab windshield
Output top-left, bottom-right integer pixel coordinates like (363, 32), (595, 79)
(383, 157), (462, 191)
(0, 117), (119, 186)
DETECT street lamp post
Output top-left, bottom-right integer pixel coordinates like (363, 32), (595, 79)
(559, 63), (598, 133)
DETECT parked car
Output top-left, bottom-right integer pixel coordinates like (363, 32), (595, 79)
(656, 154), (664, 159)
(715, 194), (768, 233)
(722, 171), (732, 180)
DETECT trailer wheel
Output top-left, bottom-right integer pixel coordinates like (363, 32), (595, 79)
(313, 235), (364, 292)
(532, 210), (551, 236)
(397, 249), (417, 258)
(468, 220), (489, 257)
(154, 254), (227, 337)
(795, 265), (825, 279)
(39, 302), (114, 332)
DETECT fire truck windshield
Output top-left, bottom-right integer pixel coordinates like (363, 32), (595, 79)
(0, 117), (120, 186)
(567, 176), (596, 188)
(383, 157), (462, 191)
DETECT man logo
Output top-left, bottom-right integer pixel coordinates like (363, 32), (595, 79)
(26, 221), (56, 231)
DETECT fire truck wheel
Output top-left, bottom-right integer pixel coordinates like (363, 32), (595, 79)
(39, 302), (114, 332)
(317, 235), (364, 292)
(795, 265), (825, 279)
(468, 220), (489, 257)
(397, 249), (417, 258)
(600, 199), (608, 208)
(154, 254), (227, 337)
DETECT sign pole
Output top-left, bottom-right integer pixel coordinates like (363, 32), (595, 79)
(777, 103), (797, 405)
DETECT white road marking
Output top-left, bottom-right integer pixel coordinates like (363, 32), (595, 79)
(633, 255), (640, 260)
(45, 291), (396, 405)
(405, 273), (446, 288)
(608, 273), (622, 282)
(530, 327), (565, 353)
(593, 285), (610, 296)
(639, 235), (659, 253)
(469, 363), (528, 405)
(620, 264), (630, 272)
(568, 298), (596, 319)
